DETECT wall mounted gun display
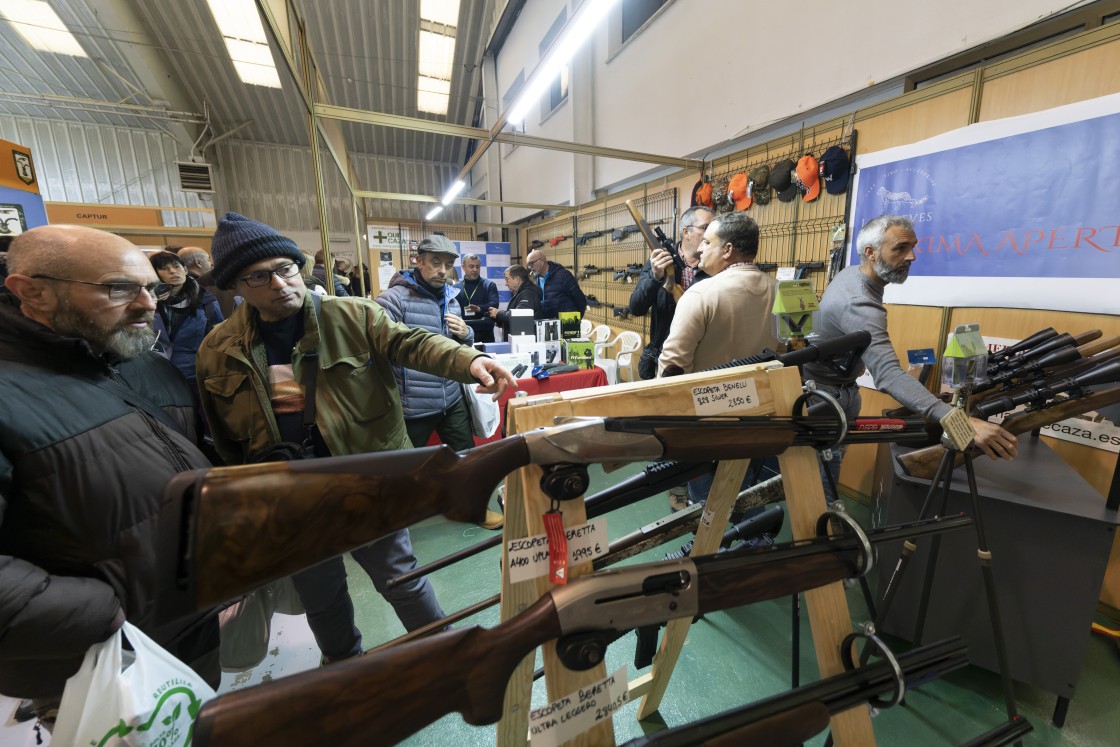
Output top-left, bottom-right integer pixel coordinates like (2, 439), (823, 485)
(579, 265), (614, 280)
(577, 230), (604, 246)
(613, 264), (643, 282)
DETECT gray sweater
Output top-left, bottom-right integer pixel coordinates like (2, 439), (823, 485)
(802, 266), (951, 422)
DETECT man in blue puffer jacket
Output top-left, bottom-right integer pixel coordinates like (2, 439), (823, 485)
(376, 234), (503, 529)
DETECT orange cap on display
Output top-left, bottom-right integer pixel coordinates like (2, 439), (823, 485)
(794, 154), (820, 202)
(727, 173), (751, 210)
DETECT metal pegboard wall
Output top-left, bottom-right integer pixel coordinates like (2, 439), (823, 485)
(575, 204), (612, 332)
(706, 127), (850, 296)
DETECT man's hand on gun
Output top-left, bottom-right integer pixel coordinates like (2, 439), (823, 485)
(649, 247), (675, 282)
(470, 356), (518, 400)
(970, 417), (1018, 461)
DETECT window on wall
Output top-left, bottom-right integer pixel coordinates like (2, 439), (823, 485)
(621, 0), (667, 44)
(539, 8), (569, 121)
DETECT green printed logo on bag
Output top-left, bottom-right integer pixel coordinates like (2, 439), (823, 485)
(52, 622), (217, 747)
(94, 683), (206, 747)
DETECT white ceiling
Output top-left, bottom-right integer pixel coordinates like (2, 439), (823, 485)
(0, 0), (497, 165)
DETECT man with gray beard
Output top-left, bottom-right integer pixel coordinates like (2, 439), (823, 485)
(802, 214), (1017, 501)
(0, 225), (219, 725)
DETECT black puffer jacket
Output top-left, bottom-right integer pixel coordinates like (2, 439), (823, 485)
(0, 293), (217, 698)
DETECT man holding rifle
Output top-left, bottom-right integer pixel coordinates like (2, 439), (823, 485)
(659, 211), (779, 375)
(197, 213), (516, 664)
(802, 214), (1018, 500)
(629, 205), (714, 380)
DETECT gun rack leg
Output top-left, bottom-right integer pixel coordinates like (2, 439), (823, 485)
(769, 369), (876, 747)
(636, 458), (751, 720)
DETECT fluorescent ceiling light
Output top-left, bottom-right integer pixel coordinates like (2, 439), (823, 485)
(507, 0), (619, 125)
(417, 75), (450, 115)
(440, 180), (466, 205)
(205, 0), (282, 89)
(420, 0), (460, 27)
(418, 29), (456, 80)
(0, 0), (87, 57)
(425, 205), (444, 221)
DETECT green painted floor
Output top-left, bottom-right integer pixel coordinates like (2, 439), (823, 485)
(343, 464), (1120, 746)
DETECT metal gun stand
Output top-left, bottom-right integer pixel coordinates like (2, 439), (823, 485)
(873, 429), (1022, 744)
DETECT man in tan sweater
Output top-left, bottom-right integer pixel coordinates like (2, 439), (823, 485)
(659, 211), (779, 375)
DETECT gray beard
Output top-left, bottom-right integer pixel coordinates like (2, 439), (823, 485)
(53, 297), (156, 359)
(874, 254), (911, 284)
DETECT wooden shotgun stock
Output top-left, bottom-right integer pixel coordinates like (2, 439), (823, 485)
(193, 515), (970, 747)
(898, 383), (1120, 480)
(160, 437), (527, 619)
(161, 417), (808, 619)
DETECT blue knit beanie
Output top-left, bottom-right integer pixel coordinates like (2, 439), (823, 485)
(210, 212), (305, 289)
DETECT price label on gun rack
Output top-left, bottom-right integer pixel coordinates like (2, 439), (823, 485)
(691, 378), (760, 416)
(506, 518), (608, 584)
(528, 666), (630, 747)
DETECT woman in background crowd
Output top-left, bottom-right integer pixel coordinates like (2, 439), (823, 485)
(149, 250), (223, 387)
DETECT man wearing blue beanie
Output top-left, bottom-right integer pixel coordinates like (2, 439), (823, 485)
(198, 212), (516, 663)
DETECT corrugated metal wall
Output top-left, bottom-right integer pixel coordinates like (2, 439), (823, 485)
(213, 139), (469, 230)
(0, 115), (469, 233)
(0, 115), (211, 227)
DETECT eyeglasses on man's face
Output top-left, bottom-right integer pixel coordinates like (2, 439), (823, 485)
(32, 275), (171, 303)
(684, 223), (709, 234)
(238, 262), (301, 288)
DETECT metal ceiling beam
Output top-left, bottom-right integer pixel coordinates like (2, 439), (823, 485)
(315, 103), (700, 169)
(354, 190), (572, 213)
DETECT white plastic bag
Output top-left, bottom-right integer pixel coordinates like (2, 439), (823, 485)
(52, 622), (216, 746)
(461, 382), (501, 438)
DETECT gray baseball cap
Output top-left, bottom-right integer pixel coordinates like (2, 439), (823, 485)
(417, 234), (458, 257)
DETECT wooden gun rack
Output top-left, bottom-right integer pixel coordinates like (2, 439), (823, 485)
(494, 363), (875, 746)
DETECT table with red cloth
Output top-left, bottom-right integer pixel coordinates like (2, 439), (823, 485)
(425, 366), (610, 447)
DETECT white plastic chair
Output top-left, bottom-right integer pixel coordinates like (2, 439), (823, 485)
(614, 331), (643, 382)
(589, 324), (618, 384)
(580, 318), (593, 339)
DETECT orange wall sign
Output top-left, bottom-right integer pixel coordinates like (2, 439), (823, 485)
(1, 138), (39, 194)
(46, 203), (163, 228)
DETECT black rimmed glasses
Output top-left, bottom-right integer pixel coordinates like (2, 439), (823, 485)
(238, 262), (301, 288)
(684, 223), (709, 234)
(32, 275), (172, 303)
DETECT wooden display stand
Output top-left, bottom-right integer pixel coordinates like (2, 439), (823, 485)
(494, 364), (875, 746)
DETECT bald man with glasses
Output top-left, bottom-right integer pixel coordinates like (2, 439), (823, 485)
(0, 225), (220, 721)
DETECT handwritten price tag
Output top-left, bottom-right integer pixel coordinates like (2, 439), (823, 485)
(529, 667), (629, 747)
(506, 519), (608, 584)
(939, 407), (975, 451)
(691, 378), (760, 416)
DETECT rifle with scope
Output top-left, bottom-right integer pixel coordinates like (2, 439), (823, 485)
(898, 359), (1120, 479)
(613, 263), (643, 281)
(611, 224), (639, 242)
(577, 230), (604, 246)
(191, 513), (972, 747)
(579, 264), (613, 280)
